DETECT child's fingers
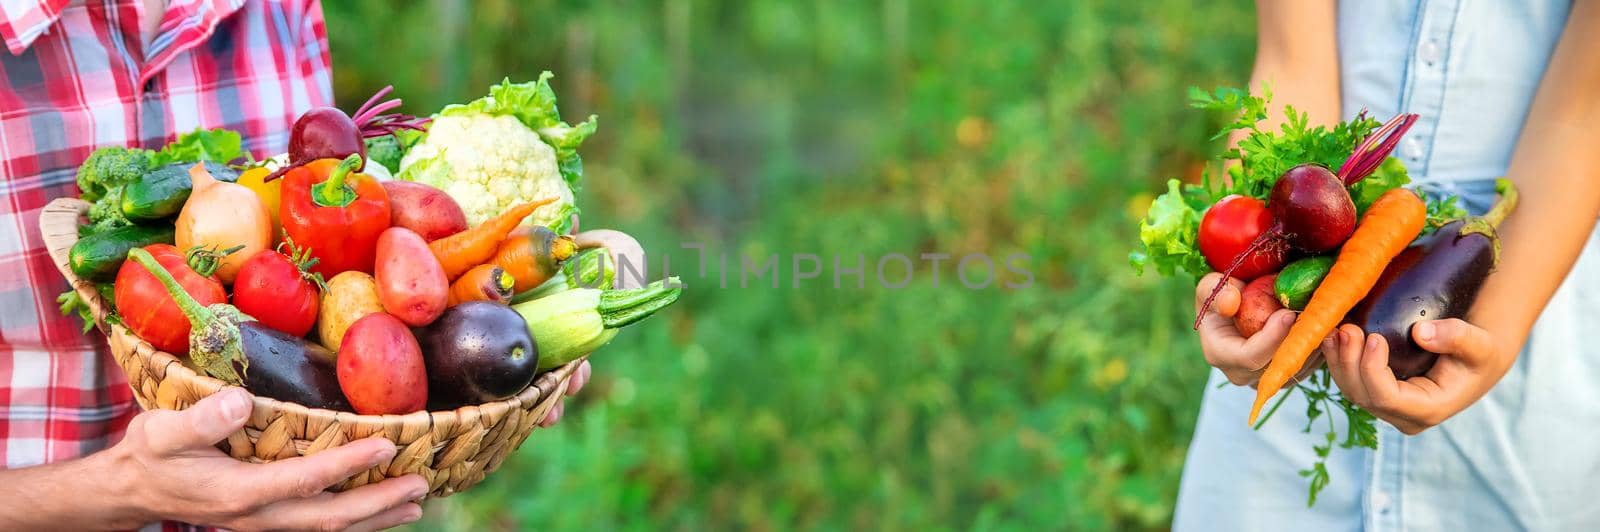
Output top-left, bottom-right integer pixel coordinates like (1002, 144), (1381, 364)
(1358, 333), (1412, 414)
(1326, 325), (1369, 406)
(1413, 319), (1496, 367)
(1194, 273), (1243, 319)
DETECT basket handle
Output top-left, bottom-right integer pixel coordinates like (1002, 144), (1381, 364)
(39, 198), (111, 334)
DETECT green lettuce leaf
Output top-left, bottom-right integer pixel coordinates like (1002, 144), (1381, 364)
(149, 128), (246, 166)
(439, 72), (598, 191)
(1130, 179), (1211, 277)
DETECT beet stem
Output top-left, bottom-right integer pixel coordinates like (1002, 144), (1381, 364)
(352, 85), (394, 122)
(1193, 227), (1282, 330)
(1338, 113), (1419, 185)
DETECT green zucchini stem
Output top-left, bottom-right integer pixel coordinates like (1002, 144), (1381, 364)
(598, 278), (683, 329)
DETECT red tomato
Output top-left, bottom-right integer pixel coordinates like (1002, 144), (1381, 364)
(1198, 195), (1285, 281)
(337, 313), (428, 415)
(233, 249), (321, 337)
(114, 244), (228, 355)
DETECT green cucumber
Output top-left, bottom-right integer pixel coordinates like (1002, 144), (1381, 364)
(1273, 256), (1336, 311)
(121, 162), (239, 220)
(68, 224), (176, 282)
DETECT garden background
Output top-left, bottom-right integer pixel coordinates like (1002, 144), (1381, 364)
(325, 1), (1256, 529)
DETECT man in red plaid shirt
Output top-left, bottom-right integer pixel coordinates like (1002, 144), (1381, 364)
(0, 1), (589, 529)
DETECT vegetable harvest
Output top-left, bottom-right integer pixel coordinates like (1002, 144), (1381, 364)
(1248, 187), (1427, 424)
(1131, 86), (1476, 505)
(58, 78), (684, 429)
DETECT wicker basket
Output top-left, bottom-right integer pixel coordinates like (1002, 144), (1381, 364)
(40, 198), (583, 497)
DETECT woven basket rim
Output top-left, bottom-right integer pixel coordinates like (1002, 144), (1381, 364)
(41, 197), (583, 428)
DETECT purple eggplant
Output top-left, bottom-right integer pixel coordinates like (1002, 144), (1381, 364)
(1347, 180), (1518, 378)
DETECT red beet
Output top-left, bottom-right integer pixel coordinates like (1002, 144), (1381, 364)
(265, 86), (429, 181)
(287, 107), (365, 168)
(1270, 164), (1356, 253)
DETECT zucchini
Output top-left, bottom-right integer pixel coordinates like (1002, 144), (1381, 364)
(68, 224), (176, 282)
(512, 278), (682, 370)
(121, 162), (239, 220)
(1274, 256), (1335, 311)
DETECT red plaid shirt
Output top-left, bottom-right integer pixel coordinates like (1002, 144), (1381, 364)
(0, 0), (330, 524)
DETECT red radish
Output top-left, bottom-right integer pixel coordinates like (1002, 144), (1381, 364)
(232, 239), (322, 337)
(1198, 195), (1285, 281)
(265, 86), (429, 181)
(1194, 113), (1419, 328)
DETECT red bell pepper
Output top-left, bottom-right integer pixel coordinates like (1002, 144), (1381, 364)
(280, 154), (391, 277)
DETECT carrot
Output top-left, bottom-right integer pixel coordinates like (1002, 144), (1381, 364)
(428, 197), (557, 280)
(492, 226), (578, 292)
(448, 264), (514, 305)
(1247, 188), (1426, 425)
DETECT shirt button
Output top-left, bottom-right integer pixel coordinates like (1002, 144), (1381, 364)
(1419, 39), (1443, 66)
(1403, 137), (1425, 160)
(1373, 491), (1393, 514)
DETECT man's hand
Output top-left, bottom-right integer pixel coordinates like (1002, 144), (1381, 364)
(1194, 273), (1324, 387)
(539, 360), (591, 427)
(1325, 319), (1511, 435)
(100, 388), (427, 531)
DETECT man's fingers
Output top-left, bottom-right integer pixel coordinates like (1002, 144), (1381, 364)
(1413, 319), (1496, 365)
(540, 400), (565, 428)
(1194, 273), (1244, 318)
(567, 360), (591, 396)
(253, 437), (397, 502)
(251, 475), (427, 532)
(144, 387), (253, 454)
(346, 502), (424, 532)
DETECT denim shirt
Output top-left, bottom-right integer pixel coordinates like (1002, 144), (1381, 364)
(1175, 2), (1600, 531)
(1338, 0), (1571, 214)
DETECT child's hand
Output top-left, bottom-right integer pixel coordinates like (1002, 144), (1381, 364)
(1325, 319), (1510, 434)
(1194, 273), (1324, 388)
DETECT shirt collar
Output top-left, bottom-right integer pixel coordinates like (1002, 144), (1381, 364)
(0, 0), (73, 55)
(0, 0), (247, 57)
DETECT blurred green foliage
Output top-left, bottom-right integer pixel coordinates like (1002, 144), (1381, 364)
(326, 1), (1256, 529)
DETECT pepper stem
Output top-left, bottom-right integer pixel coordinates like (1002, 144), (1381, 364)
(128, 248), (212, 331)
(311, 154), (366, 208)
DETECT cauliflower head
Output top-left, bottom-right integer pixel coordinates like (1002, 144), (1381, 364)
(397, 73), (596, 231)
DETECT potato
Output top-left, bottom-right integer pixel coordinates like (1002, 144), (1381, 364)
(317, 271), (384, 351)
(374, 227), (449, 327)
(381, 181), (469, 242)
(1235, 274), (1283, 338)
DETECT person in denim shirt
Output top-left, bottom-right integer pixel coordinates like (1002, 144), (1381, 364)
(1175, 1), (1600, 530)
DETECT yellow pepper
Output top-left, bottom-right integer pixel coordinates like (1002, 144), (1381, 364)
(236, 165), (282, 243)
